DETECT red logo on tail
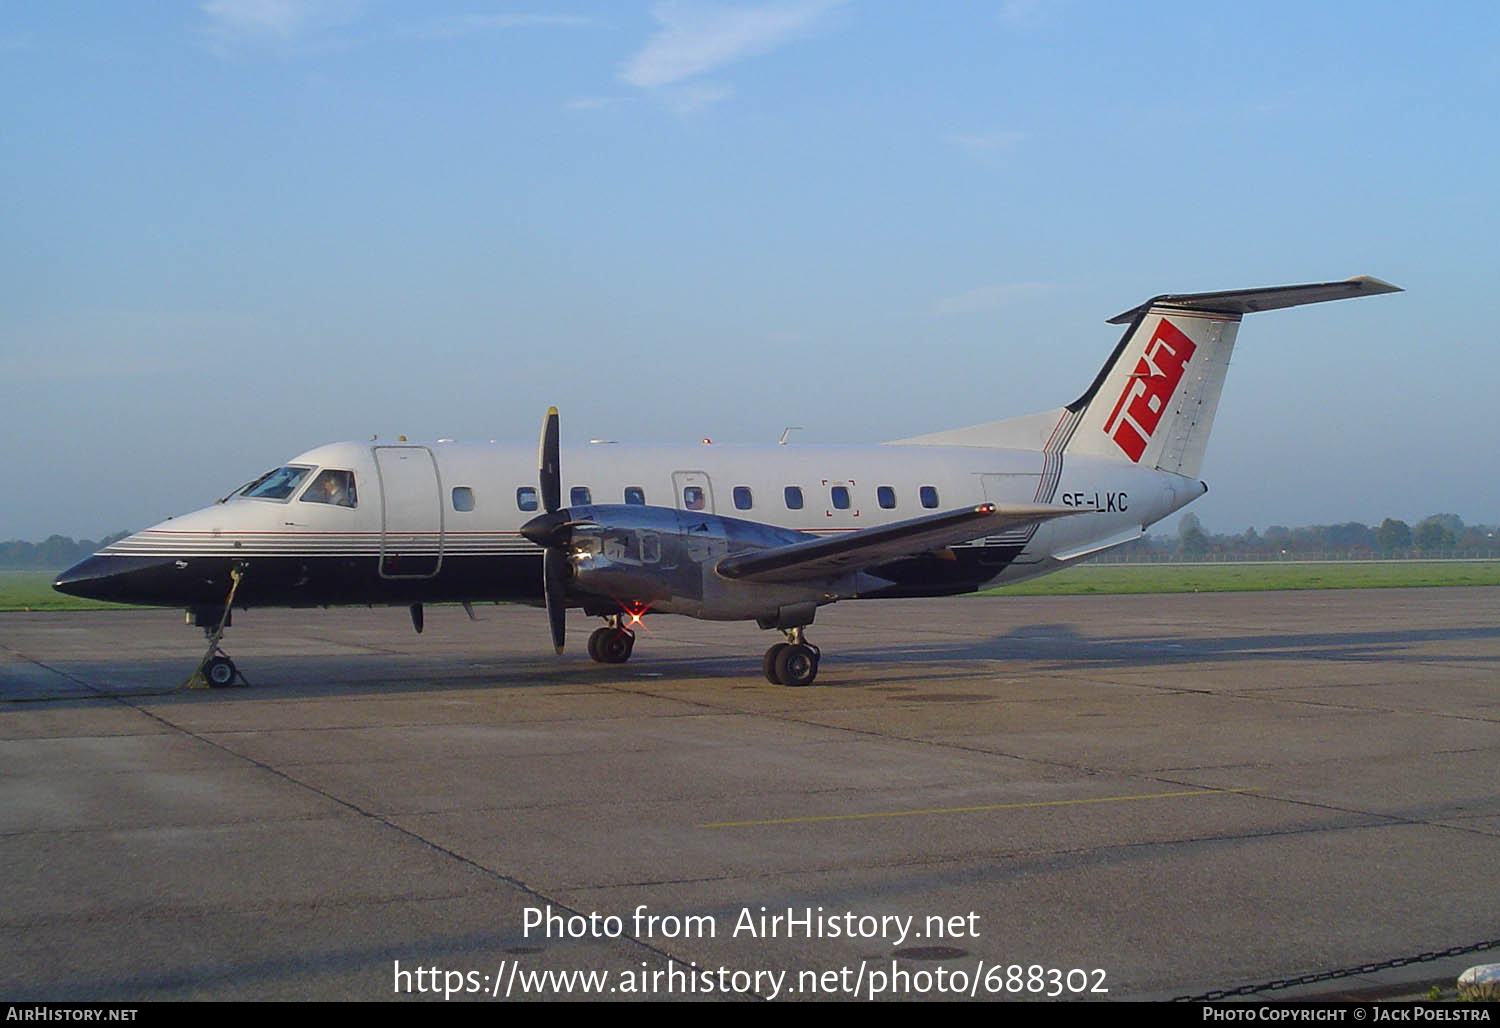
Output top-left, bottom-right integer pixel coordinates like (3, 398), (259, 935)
(1102, 318), (1197, 462)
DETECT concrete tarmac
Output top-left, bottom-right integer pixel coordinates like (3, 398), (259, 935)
(2, 588), (1498, 1001)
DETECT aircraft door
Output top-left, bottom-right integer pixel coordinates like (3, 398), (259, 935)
(375, 446), (443, 579)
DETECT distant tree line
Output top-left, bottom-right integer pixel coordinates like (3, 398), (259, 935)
(0, 533), (131, 571)
(1106, 513), (1498, 562)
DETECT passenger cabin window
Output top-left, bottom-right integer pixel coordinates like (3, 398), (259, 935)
(920, 485), (940, 509)
(243, 465), (313, 502)
(733, 486), (753, 510)
(624, 487), (646, 505)
(831, 486), (851, 510)
(784, 486), (804, 510)
(877, 485), (896, 509)
(517, 487), (539, 512)
(451, 486), (475, 512)
(683, 486), (706, 511)
(571, 486), (592, 506)
(300, 469), (357, 508)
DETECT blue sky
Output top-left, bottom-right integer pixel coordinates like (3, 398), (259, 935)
(3, 1), (1497, 541)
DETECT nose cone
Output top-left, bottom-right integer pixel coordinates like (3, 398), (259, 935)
(53, 553), (179, 605)
(54, 554), (115, 598)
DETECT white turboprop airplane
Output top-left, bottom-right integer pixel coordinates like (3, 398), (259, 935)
(55, 276), (1400, 686)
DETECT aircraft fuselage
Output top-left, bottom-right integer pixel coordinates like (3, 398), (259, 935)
(55, 439), (1199, 612)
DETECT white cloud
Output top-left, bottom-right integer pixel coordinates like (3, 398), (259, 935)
(948, 129), (1028, 156)
(200, 0), (363, 42)
(407, 13), (594, 41)
(621, 0), (846, 89)
(200, 5), (594, 56)
(665, 81), (735, 113)
(935, 281), (1060, 317)
(996, 0), (1053, 28)
(565, 96), (627, 111)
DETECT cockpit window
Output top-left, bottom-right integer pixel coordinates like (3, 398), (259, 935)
(300, 469), (357, 508)
(242, 466), (313, 501)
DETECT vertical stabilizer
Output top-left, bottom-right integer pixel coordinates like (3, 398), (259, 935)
(1066, 309), (1240, 478)
(1062, 276), (1400, 479)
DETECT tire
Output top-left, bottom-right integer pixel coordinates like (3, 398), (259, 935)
(205, 656), (236, 688)
(600, 629), (633, 664)
(587, 627), (607, 663)
(774, 643), (818, 687)
(763, 643), (789, 684)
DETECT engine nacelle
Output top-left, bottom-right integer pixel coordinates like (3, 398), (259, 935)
(555, 505), (838, 622)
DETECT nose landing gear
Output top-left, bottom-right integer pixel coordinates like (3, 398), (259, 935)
(186, 562), (249, 689)
(201, 651), (242, 688)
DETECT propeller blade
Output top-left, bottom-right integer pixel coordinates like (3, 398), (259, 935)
(539, 406), (561, 514)
(543, 547), (569, 654)
(534, 406), (569, 655)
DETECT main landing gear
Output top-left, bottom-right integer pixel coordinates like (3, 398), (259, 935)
(763, 627), (820, 687)
(587, 615), (636, 664)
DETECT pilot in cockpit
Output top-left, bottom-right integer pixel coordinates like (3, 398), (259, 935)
(305, 470), (356, 508)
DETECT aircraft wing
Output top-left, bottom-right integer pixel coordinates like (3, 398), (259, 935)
(715, 503), (1083, 584)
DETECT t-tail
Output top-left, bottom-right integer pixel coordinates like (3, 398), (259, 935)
(1060, 276), (1401, 478)
(894, 275), (1401, 480)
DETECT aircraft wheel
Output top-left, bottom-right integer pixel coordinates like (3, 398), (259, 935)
(599, 629), (634, 664)
(764, 643), (790, 684)
(587, 627), (608, 663)
(205, 655), (237, 688)
(774, 643), (818, 687)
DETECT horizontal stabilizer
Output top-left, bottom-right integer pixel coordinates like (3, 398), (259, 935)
(1106, 275), (1401, 325)
(716, 503), (1083, 584)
